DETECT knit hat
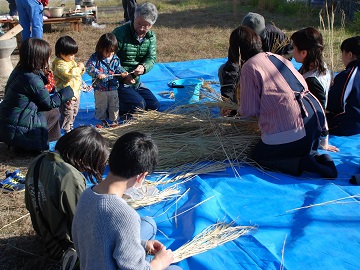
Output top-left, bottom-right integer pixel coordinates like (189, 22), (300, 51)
(242, 12), (266, 39)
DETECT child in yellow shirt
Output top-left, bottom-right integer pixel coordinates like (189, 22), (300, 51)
(52, 36), (85, 133)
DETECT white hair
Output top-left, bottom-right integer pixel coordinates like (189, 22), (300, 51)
(134, 2), (158, 25)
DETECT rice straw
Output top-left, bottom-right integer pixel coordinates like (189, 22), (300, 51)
(99, 106), (260, 171)
(172, 221), (255, 263)
(286, 194), (360, 213)
(280, 234), (287, 270)
(125, 184), (182, 209)
(0, 213), (30, 231)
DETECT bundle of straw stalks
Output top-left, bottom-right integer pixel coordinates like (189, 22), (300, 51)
(146, 161), (228, 186)
(124, 184), (181, 209)
(99, 99), (260, 171)
(172, 222), (256, 263)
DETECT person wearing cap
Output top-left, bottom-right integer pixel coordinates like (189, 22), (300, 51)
(112, 2), (160, 116)
(218, 12), (292, 116)
(242, 12), (292, 57)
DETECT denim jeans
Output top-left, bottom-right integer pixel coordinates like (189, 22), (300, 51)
(118, 82), (160, 115)
(140, 216), (157, 241)
(16, 0), (43, 41)
(7, 0), (17, 16)
(140, 217), (182, 270)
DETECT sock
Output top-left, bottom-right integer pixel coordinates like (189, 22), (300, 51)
(299, 154), (337, 179)
(314, 154), (338, 178)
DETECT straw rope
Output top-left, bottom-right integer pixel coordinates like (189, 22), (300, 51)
(172, 221), (255, 263)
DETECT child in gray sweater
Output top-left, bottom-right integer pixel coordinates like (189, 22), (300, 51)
(72, 131), (182, 270)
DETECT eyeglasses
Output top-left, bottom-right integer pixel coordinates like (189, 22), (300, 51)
(135, 22), (152, 30)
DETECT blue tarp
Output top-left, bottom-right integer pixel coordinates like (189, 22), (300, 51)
(75, 58), (360, 270)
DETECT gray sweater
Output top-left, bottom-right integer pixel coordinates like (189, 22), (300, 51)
(72, 187), (150, 270)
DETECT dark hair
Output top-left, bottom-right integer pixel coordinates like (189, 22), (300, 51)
(109, 131), (158, 179)
(95, 33), (118, 58)
(340, 36), (360, 59)
(16, 38), (51, 72)
(290, 27), (326, 74)
(55, 126), (109, 184)
(228, 26), (262, 65)
(55, 36), (78, 58)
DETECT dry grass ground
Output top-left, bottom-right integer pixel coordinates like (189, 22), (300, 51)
(0, 0), (356, 269)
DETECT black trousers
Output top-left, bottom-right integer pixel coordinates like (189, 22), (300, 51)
(252, 93), (325, 176)
(122, 0), (137, 22)
(44, 108), (61, 142)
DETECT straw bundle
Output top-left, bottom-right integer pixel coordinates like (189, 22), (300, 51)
(124, 185), (181, 209)
(146, 161), (228, 186)
(99, 105), (260, 170)
(172, 222), (255, 263)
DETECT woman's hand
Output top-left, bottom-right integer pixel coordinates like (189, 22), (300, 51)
(320, 136), (339, 152)
(98, 74), (106, 80)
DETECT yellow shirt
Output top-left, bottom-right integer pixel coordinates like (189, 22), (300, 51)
(52, 57), (85, 100)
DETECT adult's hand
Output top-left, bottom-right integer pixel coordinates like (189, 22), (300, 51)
(320, 136), (340, 152)
(220, 108), (232, 117)
(133, 64), (145, 76)
(124, 74), (136, 84)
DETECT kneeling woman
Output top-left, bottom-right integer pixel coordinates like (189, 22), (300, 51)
(231, 26), (339, 178)
(0, 38), (73, 153)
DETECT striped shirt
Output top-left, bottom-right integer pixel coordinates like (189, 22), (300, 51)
(239, 52), (308, 145)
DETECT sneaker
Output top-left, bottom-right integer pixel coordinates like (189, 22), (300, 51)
(61, 247), (79, 270)
(5, 169), (26, 184)
(0, 175), (25, 193)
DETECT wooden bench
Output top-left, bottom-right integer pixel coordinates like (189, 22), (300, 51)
(0, 16), (84, 33)
(43, 16), (84, 32)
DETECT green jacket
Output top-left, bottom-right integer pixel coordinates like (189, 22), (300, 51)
(112, 21), (157, 85)
(25, 152), (86, 259)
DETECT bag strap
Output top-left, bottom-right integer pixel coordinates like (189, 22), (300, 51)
(33, 154), (73, 252)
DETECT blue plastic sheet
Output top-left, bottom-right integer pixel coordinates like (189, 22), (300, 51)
(75, 58), (360, 269)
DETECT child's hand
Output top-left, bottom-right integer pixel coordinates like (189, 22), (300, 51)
(146, 240), (163, 255)
(78, 62), (85, 70)
(151, 246), (174, 270)
(121, 72), (128, 78)
(98, 74), (106, 80)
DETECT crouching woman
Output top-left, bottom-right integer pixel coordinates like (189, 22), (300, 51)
(232, 26), (339, 178)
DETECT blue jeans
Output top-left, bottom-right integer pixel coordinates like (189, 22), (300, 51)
(7, 0), (17, 16)
(140, 216), (157, 241)
(118, 82), (160, 115)
(16, 0), (43, 41)
(140, 217), (182, 270)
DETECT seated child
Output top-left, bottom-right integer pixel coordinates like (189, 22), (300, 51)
(86, 33), (132, 128)
(25, 126), (109, 266)
(72, 131), (182, 270)
(326, 36), (360, 136)
(52, 36), (85, 133)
